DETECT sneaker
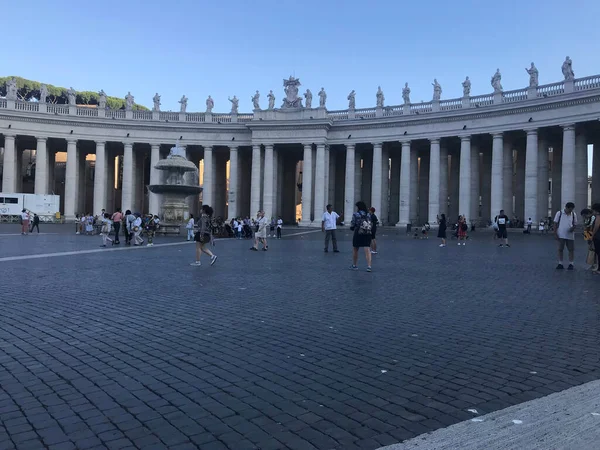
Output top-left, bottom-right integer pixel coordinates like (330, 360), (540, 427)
(439, 244), (445, 247)
(567, 264), (574, 271)
(366, 267), (372, 272)
(371, 251), (378, 254)
(349, 265), (358, 270)
(147, 243), (153, 247)
(250, 247), (258, 251)
(506, 244), (511, 247)
(333, 250), (340, 253)
(556, 264), (564, 270)
(498, 244), (504, 247)
(210, 255), (218, 266)
(190, 261), (201, 266)
(458, 242), (461, 246)
(100, 245), (106, 247)
(262, 248), (268, 251)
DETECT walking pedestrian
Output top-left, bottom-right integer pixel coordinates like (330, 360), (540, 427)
(526, 217), (533, 234)
(191, 205), (218, 266)
(250, 211), (268, 251)
(369, 207), (379, 254)
(457, 215), (468, 245)
(20, 209), (29, 235)
(554, 202), (577, 270)
(495, 209), (510, 247)
(100, 213), (114, 247)
(349, 201), (373, 272)
(186, 214), (195, 241)
(322, 204), (340, 253)
(30, 213), (40, 233)
(591, 203), (600, 274)
(124, 210), (135, 245)
(145, 214), (158, 246)
(111, 209), (123, 244)
(132, 213), (144, 246)
(438, 213), (447, 247)
(276, 217), (283, 239)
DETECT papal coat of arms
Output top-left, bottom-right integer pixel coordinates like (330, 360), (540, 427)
(281, 76), (303, 108)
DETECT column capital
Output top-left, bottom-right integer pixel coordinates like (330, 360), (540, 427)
(492, 133), (503, 139)
(561, 124), (576, 131)
(229, 145), (238, 151)
(525, 128), (538, 136)
(36, 136), (48, 143)
(66, 138), (77, 145)
(460, 135), (471, 142)
(372, 142), (383, 148)
(251, 144), (261, 150)
(429, 138), (440, 145)
(150, 143), (160, 149)
(264, 143), (274, 149)
(123, 141), (133, 148)
(303, 143), (312, 149)
(3, 132), (16, 139)
(345, 143), (355, 149)
(400, 140), (411, 146)
(95, 140), (106, 146)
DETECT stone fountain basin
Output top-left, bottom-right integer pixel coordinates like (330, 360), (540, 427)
(148, 185), (203, 195)
(154, 157), (198, 172)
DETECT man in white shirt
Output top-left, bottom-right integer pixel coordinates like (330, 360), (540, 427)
(276, 217), (283, 239)
(322, 204), (340, 253)
(554, 202), (577, 270)
(186, 215), (195, 241)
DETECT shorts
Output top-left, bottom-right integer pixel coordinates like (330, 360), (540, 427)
(497, 228), (507, 239)
(557, 239), (574, 252)
(194, 232), (211, 244)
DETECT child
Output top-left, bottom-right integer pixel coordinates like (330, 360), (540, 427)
(85, 214), (94, 235)
(237, 220), (243, 239)
(277, 217), (283, 239)
(100, 213), (113, 247)
(186, 214), (195, 241)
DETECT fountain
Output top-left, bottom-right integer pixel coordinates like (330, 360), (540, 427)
(148, 141), (202, 224)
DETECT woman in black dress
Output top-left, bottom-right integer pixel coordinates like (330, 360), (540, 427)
(350, 201), (373, 272)
(438, 213), (447, 247)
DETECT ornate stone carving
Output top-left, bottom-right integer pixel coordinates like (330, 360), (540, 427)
(347, 90), (356, 109)
(39, 84), (48, 103)
(376, 86), (384, 107)
(67, 87), (76, 105)
(179, 95), (188, 113)
(318, 88), (327, 108)
(402, 83), (411, 104)
(282, 76), (303, 108)
(229, 95), (239, 114)
(251, 90), (260, 110)
(562, 56), (574, 81)
(98, 90), (107, 109)
(206, 95), (214, 113)
(153, 93), (161, 112)
(462, 77), (471, 97)
(432, 79), (442, 101)
(267, 90), (275, 110)
(304, 89), (313, 108)
(491, 69), (503, 93)
(125, 92), (134, 110)
(526, 62), (539, 88)
(5, 77), (17, 101)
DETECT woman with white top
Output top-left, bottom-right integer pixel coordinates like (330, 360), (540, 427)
(186, 214), (195, 241)
(20, 209), (29, 235)
(132, 213), (144, 246)
(100, 213), (114, 247)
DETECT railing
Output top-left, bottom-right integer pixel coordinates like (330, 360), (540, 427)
(537, 81), (564, 97)
(237, 114), (253, 123)
(470, 93), (494, 107)
(355, 107), (376, 119)
(185, 113), (205, 122)
(0, 99), (6, 108)
(383, 105), (403, 116)
(410, 102), (433, 113)
(106, 109), (125, 119)
(15, 101), (39, 112)
(439, 98), (462, 111)
(575, 75), (600, 91)
(76, 107), (98, 117)
(502, 88), (528, 103)
(47, 104), (69, 115)
(133, 110), (152, 120)
(328, 110), (349, 120)
(159, 112), (179, 121)
(211, 114), (231, 123)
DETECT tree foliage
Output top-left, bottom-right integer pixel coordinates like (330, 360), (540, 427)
(0, 76), (149, 110)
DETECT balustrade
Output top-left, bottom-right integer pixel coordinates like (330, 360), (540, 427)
(46, 104), (69, 115)
(105, 109), (125, 119)
(76, 107), (98, 117)
(237, 114), (253, 122)
(410, 102), (433, 113)
(0, 99), (6, 108)
(327, 110), (349, 120)
(502, 88), (528, 103)
(574, 75), (600, 91)
(536, 81), (564, 97)
(211, 114), (232, 123)
(15, 101), (40, 112)
(133, 110), (152, 120)
(439, 98), (462, 111)
(470, 93), (494, 107)
(159, 112), (179, 121)
(185, 113), (205, 122)
(383, 105), (403, 116)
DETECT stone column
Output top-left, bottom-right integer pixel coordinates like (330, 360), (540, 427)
(371, 142), (383, 217)
(121, 142), (133, 212)
(439, 146), (448, 216)
(381, 147), (389, 224)
(428, 139), (441, 225)
(354, 150), (362, 205)
(300, 144), (313, 225)
(93, 141), (106, 214)
(2, 134), (16, 193)
(503, 139), (513, 216)
(203, 146), (214, 207)
(410, 147), (418, 225)
(537, 138), (549, 222)
(250, 144), (261, 215)
(575, 131), (588, 209)
(551, 143), (563, 215)
(524, 129), (539, 223)
(228, 146), (239, 220)
(48, 148), (55, 194)
(470, 145), (480, 224)
(314, 143), (326, 218)
(148, 144), (161, 215)
(459, 136), (471, 222)
(263, 144), (274, 220)
(324, 146), (330, 207)
(64, 139), (78, 220)
(481, 149), (492, 223)
(34, 137), (48, 195)
(490, 133), (504, 219)
(515, 146), (525, 221)
(593, 140), (600, 204)
(561, 124), (576, 206)
(397, 141), (411, 226)
(344, 143), (355, 223)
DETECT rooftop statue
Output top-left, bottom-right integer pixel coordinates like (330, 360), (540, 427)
(402, 82), (411, 104)
(347, 90), (356, 109)
(98, 90), (107, 109)
(125, 92), (134, 110)
(67, 87), (76, 105)
(562, 56), (574, 81)
(39, 84), (48, 104)
(282, 76), (303, 108)
(6, 77), (17, 100)
(526, 62), (539, 88)
(153, 93), (161, 112)
(462, 77), (471, 97)
(179, 95), (188, 113)
(251, 90), (260, 110)
(304, 89), (313, 108)
(376, 86), (384, 107)
(206, 95), (214, 113)
(318, 87), (327, 108)
(267, 90), (275, 110)
(432, 79), (442, 101)
(491, 69), (503, 93)
(229, 95), (239, 114)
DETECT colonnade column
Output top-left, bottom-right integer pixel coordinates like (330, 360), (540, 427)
(263, 144), (274, 219)
(344, 143), (355, 222)
(397, 140), (411, 226)
(301, 144), (313, 225)
(148, 144), (160, 215)
(470, 145), (480, 223)
(502, 139), (513, 216)
(121, 142), (133, 212)
(428, 139), (440, 225)
(537, 138), (549, 221)
(575, 131), (588, 209)
(561, 124), (576, 206)
(64, 139), (77, 220)
(313, 144), (326, 217)
(93, 141), (106, 214)
(593, 139), (600, 203)
(524, 129), (538, 223)
(2, 134), (16, 193)
(371, 142), (383, 217)
(439, 146), (448, 216)
(34, 137), (48, 195)
(228, 146), (239, 220)
(490, 133), (504, 218)
(459, 136), (471, 222)
(203, 146), (214, 207)
(250, 144), (261, 214)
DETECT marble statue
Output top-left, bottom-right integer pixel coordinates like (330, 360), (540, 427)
(206, 95), (214, 113)
(98, 90), (107, 109)
(67, 87), (76, 105)
(168, 139), (187, 158)
(376, 86), (384, 107)
(432, 79), (442, 101)
(347, 90), (356, 109)
(526, 62), (539, 87)
(304, 89), (313, 108)
(153, 93), (161, 112)
(267, 90), (275, 110)
(6, 77), (17, 100)
(282, 76), (303, 108)
(491, 69), (503, 93)
(125, 92), (134, 110)
(318, 88), (327, 108)
(402, 82), (411, 104)
(39, 84), (48, 103)
(562, 56), (574, 81)
(179, 95), (188, 113)
(251, 90), (260, 110)
(229, 95), (239, 114)
(462, 77), (471, 97)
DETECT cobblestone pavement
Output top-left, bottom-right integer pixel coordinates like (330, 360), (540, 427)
(0, 225), (598, 450)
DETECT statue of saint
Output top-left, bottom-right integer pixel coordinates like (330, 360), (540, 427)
(526, 62), (539, 87)
(318, 88), (327, 108)
(402, 82), (411, 104)
(304, 89), (313, 108)
(67, 87), (76, 105)
(432, 79), (442, 101)
(98, 90), (107, 109)
(179, 95), (188, 113)
(267, 90), (275, 110)
(462, 77), (471, 97)
(562, 56), (574, 81)
(491, 69), (503, 93)
(229, 95), (239, 114)
(153, 93), (161, 112)
(5, 77), (17, 100)
(347, 90), (356, 109)
(376, 86), (384, 107)
(125, 92), (134, 110)
(206, 95), (214, 113)
(39, 84), (48, 103)
(251, 90), (260, 110)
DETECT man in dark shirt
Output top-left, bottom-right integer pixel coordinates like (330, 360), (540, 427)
(495, 209), (510, 247)
(30, 214), (40, 233)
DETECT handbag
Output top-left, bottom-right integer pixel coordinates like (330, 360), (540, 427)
(586, 248), (596, 266)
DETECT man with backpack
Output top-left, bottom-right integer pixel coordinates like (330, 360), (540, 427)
(554, 202), (578, 270)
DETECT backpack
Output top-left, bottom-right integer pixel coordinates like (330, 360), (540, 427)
(358, 212), (372, 235)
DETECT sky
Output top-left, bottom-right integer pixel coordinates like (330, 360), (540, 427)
(4, 0), (598, 172)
